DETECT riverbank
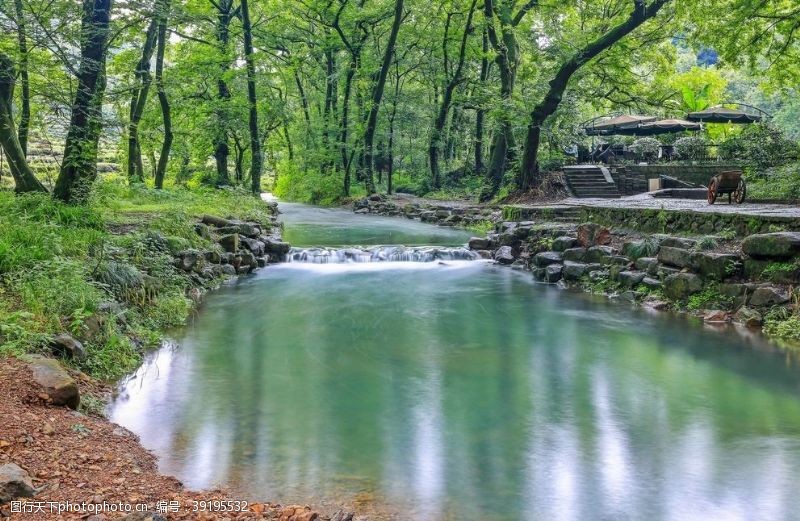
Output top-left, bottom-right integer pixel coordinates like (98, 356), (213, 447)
(0, 181), (358, 519)
(351, 193), (800, 348)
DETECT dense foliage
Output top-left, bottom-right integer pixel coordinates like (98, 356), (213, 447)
(0, 0), (798, 202)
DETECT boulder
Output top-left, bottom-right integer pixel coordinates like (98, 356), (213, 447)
(533, 251), (563, 267)
(657, 246), (694, 269)
(194, 222), (212, 239)
(204, 250), (222, 264)
(734, 307), (763, 327)
(545, 264), (563, 283)
(577, 223), (611, 248)
(240, 251), (256, 267)
(221, 264), (236, 276)
(563, 261), (588, 281)
(562, 247), (587, 262)
(663, 273), (703, 300)
(748, 286), (790, 307)
(621, 240), (659, 260)
(468, 237), (490, 250)
(0, 463), (36, 503)
(693, 252), (741, 281)
(585, 245), (615, 264)
(660, 237), (696, 249)
(742, 232), (800, 259)
(494, 246), (515, 265)
(29, 356), (79, 409)
(618, 271), (646, 288)
(218, 233), (240, 253)
(641, 277), (662, 290)
(604, 255), (632, 267)
(552, 236), (577, 252)
(50, 333), (86, 361)
(703, 310), (729, 323)
(588, 270), (609, 282)
(635, 257), (658, 274)
(177, 250), (203, 271)
(262, 239), (291, 255)
(241, 237), (266, 256)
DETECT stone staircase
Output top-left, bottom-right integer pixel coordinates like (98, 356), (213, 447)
(563, 165), (621, 199)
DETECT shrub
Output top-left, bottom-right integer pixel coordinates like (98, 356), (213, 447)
(629, 138), (661, 161)
(674, 136), (708, 161)
(718, 123), (799, 170)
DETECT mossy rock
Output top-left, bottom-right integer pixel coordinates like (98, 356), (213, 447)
(663, 273), (703, 300)
(742, 232), (800, 259)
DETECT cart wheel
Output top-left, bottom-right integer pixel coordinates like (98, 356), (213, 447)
(707, 179), (717, 204)
(733, 179), (746, 204)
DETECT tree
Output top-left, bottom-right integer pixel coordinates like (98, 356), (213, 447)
(360, 0), (405, 194)
(240, 0), (263, 194)
(518, 0), (671, 190)
(127, 18), (158, 183)
(153, 0), (172, 189)
(429, 0), (478, 190)
(0, 53), (47, 193)
(53, 0), (112, 203)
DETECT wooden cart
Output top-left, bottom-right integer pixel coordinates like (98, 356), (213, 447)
(707, 170), (746, 204)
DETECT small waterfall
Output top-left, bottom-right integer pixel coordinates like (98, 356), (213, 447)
(285, 245), (480, 264)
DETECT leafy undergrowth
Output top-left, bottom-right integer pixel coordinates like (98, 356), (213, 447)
(0, 176), (272, 379)
(747, 163), (800, 201)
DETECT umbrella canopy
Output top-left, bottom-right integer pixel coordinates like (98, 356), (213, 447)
(630, 118), (702, 136)
(583, 114), (657, 136)
(686, 105), (763, 123)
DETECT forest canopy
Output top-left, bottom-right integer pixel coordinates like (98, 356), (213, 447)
(1, 0), (799, 204)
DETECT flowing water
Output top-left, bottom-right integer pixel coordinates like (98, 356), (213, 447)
(111, 203), (800, 521)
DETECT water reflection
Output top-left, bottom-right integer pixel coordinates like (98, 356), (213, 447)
(112, 262), (800, 520)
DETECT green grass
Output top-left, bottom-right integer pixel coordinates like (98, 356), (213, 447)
(0, 176), (273, 380)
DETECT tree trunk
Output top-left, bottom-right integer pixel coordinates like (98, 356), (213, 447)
(340, 64), (355, 195)
(213, 0), (234, 186)
(127, 19), (158, 183)
(361, 0), (404, 194)
(53, 0), (112, 203)
(0, 54), (47, 193)
(429, 0), (476, 189)
(12, 0), (31, 156)
(519, 0), (669, 188)
(474, 27), (488, 174)
(154, 0), (172, 189)
(240, 0), (263, 195)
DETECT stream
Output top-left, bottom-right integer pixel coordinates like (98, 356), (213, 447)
(110, 202), (800, 521)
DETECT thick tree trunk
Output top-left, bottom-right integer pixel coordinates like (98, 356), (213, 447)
(53, 0), (112, 203)
(13, 0), (31, 156)
(127, 19), (157, 183)
(240, 0), (263, 195)
(361, 0), (404, 194)
(154, 0), (172, 189)
(0, 54), (47, 193)
(519, 0), (669, 188)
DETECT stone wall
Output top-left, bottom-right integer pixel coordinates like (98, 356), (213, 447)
(612, 164), (741, 195)
(507, 205), (800, 237)
(468, 222), (800, 333)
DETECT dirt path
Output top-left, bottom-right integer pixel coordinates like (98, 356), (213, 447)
(0, 358), (320, 520)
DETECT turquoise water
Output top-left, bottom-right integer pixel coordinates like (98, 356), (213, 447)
(111, 204), (800, 520)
